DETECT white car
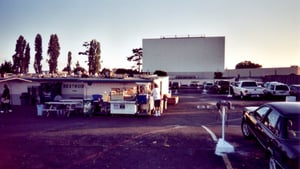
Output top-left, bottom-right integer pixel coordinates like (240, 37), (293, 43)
(231, 80), (264, 99)
(263, 81), (290, 99)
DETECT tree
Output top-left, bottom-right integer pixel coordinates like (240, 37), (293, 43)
(153, 70), (167, 76)
(22, 43), (30, 73)
(79, 39), (101, 75)
(235, 60), (262, 69)
(12, 35), (27, 74)
(34, 34), (43, 74)
(101, 68), (112, 78)
(47, 34), (60, 74)
(62, 51), (72, 74)
(0, 61), (13, 76)
(73, 61), (87, 75)
(115, 68), (139, 77)
(127, 48), (142, 72)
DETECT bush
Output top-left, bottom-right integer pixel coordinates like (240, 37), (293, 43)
(154, 70), (168, 76)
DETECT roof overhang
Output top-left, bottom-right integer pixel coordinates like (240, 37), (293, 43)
(0, 77), (32, 83)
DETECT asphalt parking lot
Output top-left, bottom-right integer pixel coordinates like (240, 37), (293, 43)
(0, 88), (270, 169)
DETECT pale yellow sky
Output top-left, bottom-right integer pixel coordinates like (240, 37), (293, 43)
(0, 0), (299, 71)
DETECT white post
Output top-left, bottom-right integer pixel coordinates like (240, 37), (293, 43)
(227, 85), (232, 97)
(221, 106), (225, 139)
(215, 100), (234, 156)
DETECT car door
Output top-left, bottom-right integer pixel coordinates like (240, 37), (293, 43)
(248, 106), (270, 138)
(257, 109), (280, 149)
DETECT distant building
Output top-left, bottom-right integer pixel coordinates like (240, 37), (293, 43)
(143, 36), (225, 76)
(225, 66), (300, 84)
(224, 66), (300, 78)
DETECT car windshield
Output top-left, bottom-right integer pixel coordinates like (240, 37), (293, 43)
(219, 81), (229, 85)
(205, 82), (213, 86)
(285, 117), (300, 139)
(276, 85), (289, 91)
(241, 82), (257, 87)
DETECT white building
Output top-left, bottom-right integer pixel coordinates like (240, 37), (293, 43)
(0, 76), (169, 106)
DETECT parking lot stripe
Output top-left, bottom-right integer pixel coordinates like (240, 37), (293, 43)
(223, 155), (234, 169)
(201, 125), (218, 142)
(201, 125), (234, 169)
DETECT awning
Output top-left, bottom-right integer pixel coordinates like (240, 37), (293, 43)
(0, 77), (32, 83)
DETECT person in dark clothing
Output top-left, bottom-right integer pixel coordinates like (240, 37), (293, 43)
(1, 84), (12, 113)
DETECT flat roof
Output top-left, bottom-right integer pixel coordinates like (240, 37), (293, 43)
(19, 77), (155, 83)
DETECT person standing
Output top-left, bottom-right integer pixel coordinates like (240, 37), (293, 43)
(151, 83), (161, 117)
(1, 84), (12, 113)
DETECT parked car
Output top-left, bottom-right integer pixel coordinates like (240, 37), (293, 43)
(180, 81), (189, 88)
(171, 82), (180, 89)
(289, 84), (300, 100)
(241, 102), (300, 169)
(263, 82), (290, 99)
(203, 81), (213, 90)
(190, 81), (201, 88)
(212, 80), (230, 94)
(231, 80), (264, 99)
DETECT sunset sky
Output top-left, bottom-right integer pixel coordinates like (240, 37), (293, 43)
(0, 0), (299, 72)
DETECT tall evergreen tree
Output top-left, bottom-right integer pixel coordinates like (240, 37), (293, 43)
(79, 39), (101, 75)
(47, 34), (60, 73)
(0, 61), (13, 76)
(127, 48), (143, 72)
(94, 41), (101, 74)
(63, 51), (72, 74)
(34, 34), (43, 74)
(12, 35), (27, 74)
(23, 43), (30, 73)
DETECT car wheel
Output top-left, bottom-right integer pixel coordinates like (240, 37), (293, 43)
(241, 120), (252, 139)
(269, 156), (278, 169)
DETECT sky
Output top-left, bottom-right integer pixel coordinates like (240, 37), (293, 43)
(0, 0), (299, 73)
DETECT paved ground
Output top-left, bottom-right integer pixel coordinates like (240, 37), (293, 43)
(0, 90), (270, 169)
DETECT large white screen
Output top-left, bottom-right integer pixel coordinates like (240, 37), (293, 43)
(143, 37), (225, 73)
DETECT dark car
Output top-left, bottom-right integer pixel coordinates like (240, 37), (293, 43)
(241, 102), (300, 169)
(171, 81), (180, 89)
(212, 80), (230, 94)
(190, 81), (201, 88)
(290, 84), (300, 100)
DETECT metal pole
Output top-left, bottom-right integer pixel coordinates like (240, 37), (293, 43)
(222, 106), (225, 139)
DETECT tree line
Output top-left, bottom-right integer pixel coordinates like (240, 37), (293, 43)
(0, 34), (263, 76)
(0, 34), (101, 75)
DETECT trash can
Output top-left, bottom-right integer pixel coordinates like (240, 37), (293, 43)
(137, 94), (148, 104)
(36, 104), (44, 116)
(286, 96), (296, 102)
(92, 94), (102, 101)
(83, 99), (93, 116)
